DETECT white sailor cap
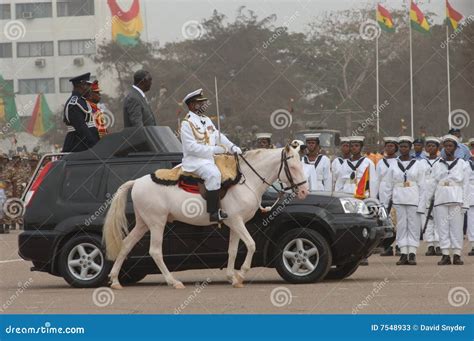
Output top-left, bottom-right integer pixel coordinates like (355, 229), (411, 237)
(468, 138), (474, 145)
(256, 133), (272, 140)
(304, 133), (320, 141)
(441, 134), (459, 144)
(349, 136), (365, 142)
(425, 136), (440, 145)
(340, 137), (350, 144)
(398, 136), (414, 144)
(183, 88), (208, 105)
(383, 137), (398, 144)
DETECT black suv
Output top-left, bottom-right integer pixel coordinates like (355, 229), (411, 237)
(19, 127), (392, 288)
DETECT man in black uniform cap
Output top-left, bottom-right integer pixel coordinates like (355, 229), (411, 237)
(62, 73), (100, 152)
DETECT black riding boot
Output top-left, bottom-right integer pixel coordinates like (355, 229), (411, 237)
(207, 190), (228, 222)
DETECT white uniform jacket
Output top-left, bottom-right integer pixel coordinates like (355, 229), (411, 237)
(335, 157), (378, 198)
(302, 154), (332, 191)
(376, 157), (398, 205)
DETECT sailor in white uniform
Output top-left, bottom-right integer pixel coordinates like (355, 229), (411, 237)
(180, 89), (242, 222)
(301, 133), (332, 192)
(466, 141), (474, 256)
(331, 137), (350, 190)
(335, 136), (378, 199)
(377, 137), (399, 257)
(427, 135), (469, 265)
(382, 136), (426, 265)
(420, 137), (442, 256)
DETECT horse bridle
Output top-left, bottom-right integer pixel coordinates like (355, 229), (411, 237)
(238, 147), (307, 194)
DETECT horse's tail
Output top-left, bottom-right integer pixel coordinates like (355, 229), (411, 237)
(103, 180), (135, 260)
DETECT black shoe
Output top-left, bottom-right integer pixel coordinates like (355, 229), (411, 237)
(210, 209), (228, 222)
(453, 255), (464, 265)
(425, 246), (436, 256)
(395, 246), (401, 256)
(206, 190), (227, 222)
(407, 253), (417, 265)
(359, 258), (369, 266)
(468, 249), (474, 256)
(435, 247), (442, 256)
(438, 255), (451, 265)
(380, 247), (394, 256)
(396, 254), (408, 265)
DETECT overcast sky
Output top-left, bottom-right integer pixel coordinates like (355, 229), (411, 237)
(135, 0), (474, 43)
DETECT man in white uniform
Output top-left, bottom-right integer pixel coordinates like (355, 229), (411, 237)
(381, 136), (426, 265)
(420, 137), (442, 256)
(301, 133), (332, 192)
(331, 137), (350, 190)
(255, 133), (273, 149)
(466, 153), (474, 256)
(180, 89), (242, 222)
(335, 136), (378, 199)
(377, 137), (399, 257)
(427, 135), (469, 265)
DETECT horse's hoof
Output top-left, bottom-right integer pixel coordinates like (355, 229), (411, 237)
(233, 282), (245, 288)
(110, 283), (123, 290)
(173, 282), (185, 289)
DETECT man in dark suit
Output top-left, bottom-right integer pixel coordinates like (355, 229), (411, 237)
(123, 70), (156, 127)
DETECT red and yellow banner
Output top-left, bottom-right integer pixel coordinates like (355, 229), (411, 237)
(377, 4), (395, 32)
(354, 167), (370, 200)
(27, 93), (54, 137)
(107, 0), (143, 46)
(446, 0), (463, 30)
(410, 1), (430, 33)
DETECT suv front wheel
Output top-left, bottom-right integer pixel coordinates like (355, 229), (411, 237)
(58, 234), (111, 288)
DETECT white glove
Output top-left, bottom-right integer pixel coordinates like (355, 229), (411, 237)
(213, 145), (226, 154)
(231, 145), (242, 154)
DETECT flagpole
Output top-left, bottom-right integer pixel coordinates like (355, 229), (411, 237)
(446, 24), (452, 129)
(409, 0), (414, 138)
(376, 34), (380, 138)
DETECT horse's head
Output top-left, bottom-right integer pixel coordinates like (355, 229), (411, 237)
(279, 142), (309, 200)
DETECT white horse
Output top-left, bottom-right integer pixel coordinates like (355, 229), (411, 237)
(103, 142), (309, 289)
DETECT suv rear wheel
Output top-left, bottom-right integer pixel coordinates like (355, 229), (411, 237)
(58, 234), (111, 288)
(275, 228), (332, 284)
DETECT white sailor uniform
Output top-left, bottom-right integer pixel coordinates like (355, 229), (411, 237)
(331, 156), (346, 190)
(376, 157), (398, 206)
(420, 157), (441, 246)
(427, 158), (469, 256)
(302, 154), (332, 191)
(466, 159), (474, 249)
(382, 158), (426, 254)
(335, 157), (378, 198)
(180, 111), (237, 191)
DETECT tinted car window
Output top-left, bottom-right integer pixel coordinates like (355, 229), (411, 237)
(61, 164), (103, 202)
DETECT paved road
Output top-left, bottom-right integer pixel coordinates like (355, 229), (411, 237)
(1, 230), (472, 314)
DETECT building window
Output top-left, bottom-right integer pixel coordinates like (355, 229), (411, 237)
(0, 4), (11, 19)
(57, 0), (94, 17)
(15, 2), (52, 19)
(0, 43), (12, 58)
(60, 76), (95, 93)
(18, 79), (55, 94)
(17, 42), (54, 57)
(58, 40), (95, 56)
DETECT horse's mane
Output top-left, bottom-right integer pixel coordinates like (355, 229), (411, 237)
(242, 147), (283, 158)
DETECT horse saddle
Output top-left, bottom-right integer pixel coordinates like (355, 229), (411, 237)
(150, 155), (241, 199)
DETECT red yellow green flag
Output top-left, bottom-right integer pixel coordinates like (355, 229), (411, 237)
(107, 0), (143, 46)
(410, 1), (430, 33)
(0, 75), (22, 132)
(377, 4), (395, 32)
(354, 167), (370, 199)
(27, 93), (54, 137)
(446, 0), (463, 30)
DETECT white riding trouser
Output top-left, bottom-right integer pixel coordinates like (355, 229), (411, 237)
(434, 204), (464, 256)
(193, 163), (221, 191)
(394, 205), (420, 254)
(421, 209), (439, 246)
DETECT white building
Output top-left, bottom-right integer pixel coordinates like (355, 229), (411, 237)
(0, 0), (145, 116)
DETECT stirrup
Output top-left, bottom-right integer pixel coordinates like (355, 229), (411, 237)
(210, 209), (228, 223)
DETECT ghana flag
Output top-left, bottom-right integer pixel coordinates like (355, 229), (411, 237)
(377, 4), (395, 32)
(27, 93), (54, 137)
(354, 167), (370, 200)
(107, 0), (143, 46)
(410, 0), (430, 33)
(446, 0), (463, 30)
(0, 75), (22, 132)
